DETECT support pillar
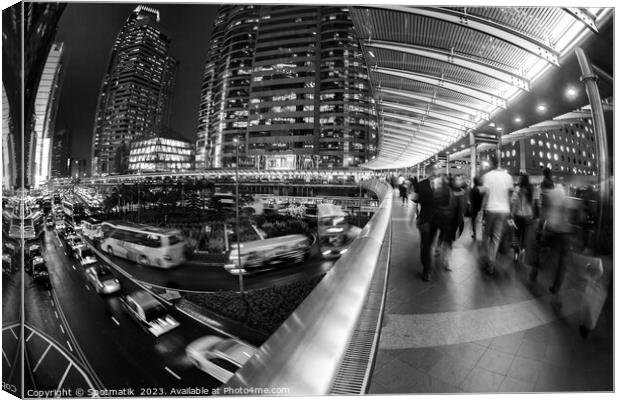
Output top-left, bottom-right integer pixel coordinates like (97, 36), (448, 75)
(576, 47), (609, 252)
(469, 131), (477, 183)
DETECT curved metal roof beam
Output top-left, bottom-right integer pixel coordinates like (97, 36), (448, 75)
(381, 101), (477, 129)
(383, 110), (467, 133)
(382, 120), (460, 139)
(366, 40), (530, 91)
(383, 130), (450, 146)
(378, 87), (490, 120)
(369, 6), (560, 66)
(382, 138), (444, 153)
(563, 8), (599, 33)
(375, 67), (507, 108)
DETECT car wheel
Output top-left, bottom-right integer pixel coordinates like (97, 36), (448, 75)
(138, 255), (148, 266)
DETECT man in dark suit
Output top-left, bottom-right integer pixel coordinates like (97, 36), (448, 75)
(412, 166), (441, 281)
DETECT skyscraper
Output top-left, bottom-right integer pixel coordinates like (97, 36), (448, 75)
(51, 128), (71, 178)
(195, 5), (378, 170)
(29, 42), (65, 188)
(2, 84), (16, 190)
(91, 5), (177, 176)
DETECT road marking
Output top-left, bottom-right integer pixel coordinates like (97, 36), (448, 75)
(2, 348), (10, 367)
(72, 265), (76, 270)
(26, 331), (35, 342)
(9, 328), (18, 340)
(85, 284), (90, 291)
(55, 311), (60, 320)
(165, 366), (181, 380)
(32, 343), (52, 372)
(51, 299), (55, 307)
(111, 317), (120, 326)
(64, 251), (67, 255)
(57, 363), (72, 390)
(66, 341), (73, 352)
(59, 325), (65, 335)
(48, 290), (52, 298)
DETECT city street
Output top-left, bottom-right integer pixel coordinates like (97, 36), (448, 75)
(20, 228), (226, 393)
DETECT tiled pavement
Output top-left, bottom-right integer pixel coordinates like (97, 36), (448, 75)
(369, 198), (613, 394)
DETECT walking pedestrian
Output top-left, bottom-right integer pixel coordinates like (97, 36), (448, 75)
(480, 155), (513, 275)
(511, 173), (535, 264)
(470, 177), (484, 240)
(399, 181), (409, 206)
(411, 166), (442, 281)
(436, 175), (467, 270)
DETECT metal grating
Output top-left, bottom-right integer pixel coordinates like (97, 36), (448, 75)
(330, 219), (392, 395)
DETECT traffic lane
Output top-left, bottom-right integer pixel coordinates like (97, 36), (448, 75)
(43, 230), (223, 390)
(93, 241), (333, 292)
(2, 268), (21, 325)
(2, 324), (22, 395)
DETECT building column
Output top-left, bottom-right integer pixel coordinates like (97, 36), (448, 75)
(519, 139), (527, 173)
(576, 47), (609, 251)
(469, 131), (476, 182)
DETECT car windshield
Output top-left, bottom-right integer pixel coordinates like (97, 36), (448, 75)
(81, 249), (94, 258)
(97, 268), (113, 279)
(210, 358), (240, 373)
(144, 305), (167, 322)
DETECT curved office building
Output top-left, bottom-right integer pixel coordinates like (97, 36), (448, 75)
(196, 5), (378, 170)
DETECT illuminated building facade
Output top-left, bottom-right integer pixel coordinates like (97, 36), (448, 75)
(29, 42), (65, 188)
(91, 5), (177, 176)
(51, 128), (71, 178)
(128, 134), (194, 172)
(2, 84), (16, 190)
(478, 119), (598, 178)
(196, 5), (378, 170)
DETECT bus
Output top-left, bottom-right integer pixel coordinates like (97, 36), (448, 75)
(63, 200), (86, 223)
(317, 204), (355, 258)
(81, 217), (103, 241)
(100, 221), (187, 268)
(23, 211), (44, 239)
(225, 234), (312, 275)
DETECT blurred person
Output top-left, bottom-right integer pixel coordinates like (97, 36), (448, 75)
(530, 181), (573, 294)
(480, 155), (513, 275)
(470, 177), (484, 240)
(511, 173), (534, 264)
(399, 181), (409, 206)
(437, 175), (467, 270)
(409, 176), (419, 218)
(411, 166), (443, 281)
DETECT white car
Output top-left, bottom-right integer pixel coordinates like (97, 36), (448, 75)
(66, 235), (83, 254)
(55, 220), (66, 231)
(74, 245), (98, 266)
(121, 290), (179, 337)
(85, 264), (120, 294)
(186, 336), (257, 383)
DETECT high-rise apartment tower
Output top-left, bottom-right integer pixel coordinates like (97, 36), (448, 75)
(196, 5), (378, 169)
(91, 5), (177, 176)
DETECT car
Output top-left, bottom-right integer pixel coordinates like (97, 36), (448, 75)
(85, 264), (120, 294)
(60, 225), (76, 238)
(120, 290), (180, 337)
(2, 254), (12, 275)
(186, 336), (257, 383)
(55, 220), (66, 231)
(74, 245), (98, 266)
(27, 243), (42, 260)
(65, 235), (83, 254)
(31, 257), (51, 288)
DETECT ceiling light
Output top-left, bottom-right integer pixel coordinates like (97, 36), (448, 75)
(514, 117), (522, 123)
(537, 104), (547, 112)
(368, 51), (375, 58)
(565, 86), (578, 100)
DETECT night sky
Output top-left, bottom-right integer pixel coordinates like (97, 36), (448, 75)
(54, 2), (219, 163)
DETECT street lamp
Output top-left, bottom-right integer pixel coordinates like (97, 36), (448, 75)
(233, 138), (244, 295)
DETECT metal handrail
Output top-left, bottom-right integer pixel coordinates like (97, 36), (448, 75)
(225, 180), (393, 395)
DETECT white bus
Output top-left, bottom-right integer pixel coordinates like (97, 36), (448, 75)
(225, 234), (311, 275)
(100, 221), (187, 268)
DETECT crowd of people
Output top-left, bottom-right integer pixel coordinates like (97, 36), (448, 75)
(394, 156), (594, 296)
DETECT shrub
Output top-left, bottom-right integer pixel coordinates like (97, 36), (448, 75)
(183, 274), (325, 335)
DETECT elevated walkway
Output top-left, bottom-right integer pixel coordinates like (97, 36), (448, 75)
(370, 196), (613, 393)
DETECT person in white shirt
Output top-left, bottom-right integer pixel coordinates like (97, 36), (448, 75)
(481, 155), (514, 275)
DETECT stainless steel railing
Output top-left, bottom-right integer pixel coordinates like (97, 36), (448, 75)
(225, 179), (393, 394)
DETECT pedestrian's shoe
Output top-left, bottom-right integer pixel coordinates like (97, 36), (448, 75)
(549, 285), (558, 294)
(484, 265), (495, 275)
(579, 325), (591, 339)
(444, 263), (452, 271)
(422, 272), (431, 282)
(529, 269), (538, 282)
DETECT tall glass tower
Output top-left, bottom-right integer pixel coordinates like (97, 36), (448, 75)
(195, 5), (378, 169)
(29, 42), (65, 188)
(91, 5), (177, 176)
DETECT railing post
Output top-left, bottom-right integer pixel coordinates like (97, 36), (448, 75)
(469, 131), (476, 182)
